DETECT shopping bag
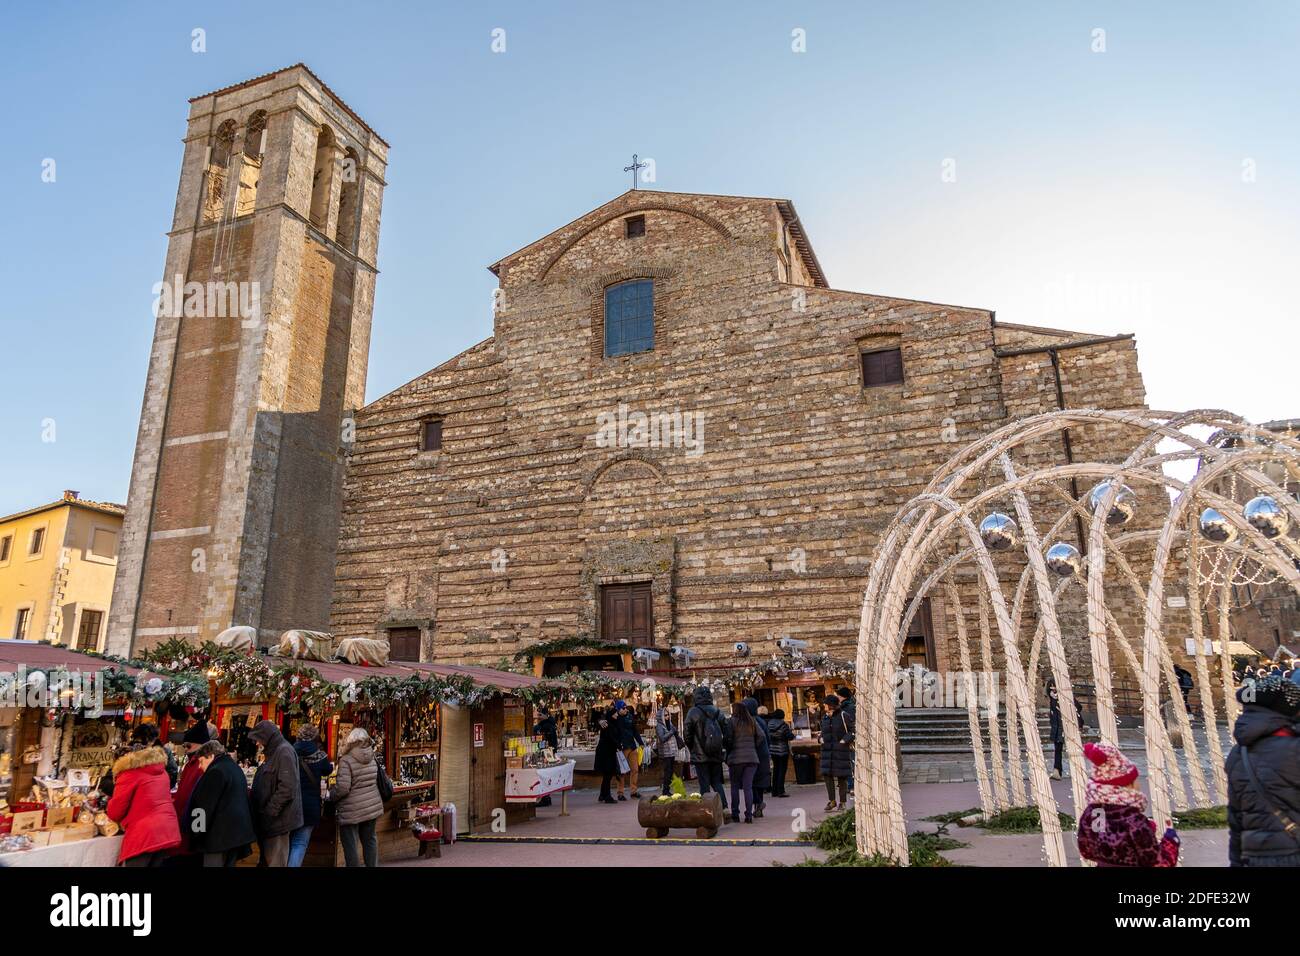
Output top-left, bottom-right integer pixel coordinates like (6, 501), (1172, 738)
(641, 745), (653, 768)
(616, 750), (631, 775)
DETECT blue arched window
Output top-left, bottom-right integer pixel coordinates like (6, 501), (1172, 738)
(603, 279), (654, 357)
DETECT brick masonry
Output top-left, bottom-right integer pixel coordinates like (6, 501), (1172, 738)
(108, 66), (387, 655)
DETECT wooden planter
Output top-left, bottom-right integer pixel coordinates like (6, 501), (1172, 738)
(637, 793), (725, 839)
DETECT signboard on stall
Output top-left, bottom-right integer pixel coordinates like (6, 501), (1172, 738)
(473, 723), (485, 748)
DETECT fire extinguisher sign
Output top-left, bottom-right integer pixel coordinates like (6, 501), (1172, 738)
(473, 722), (485, 747)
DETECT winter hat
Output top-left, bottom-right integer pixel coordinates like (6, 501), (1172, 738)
(182, 721), (211, 746)
(1083, 741), (1138, 786)
(1239, 675), (1300, 717)
(613, 699), (626, 711)
(1083, 742), (1146, 811)
(296, 724), (320, 742)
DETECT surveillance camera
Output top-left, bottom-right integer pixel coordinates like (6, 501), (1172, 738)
(777, 636), (809, 652)
(669, 645), (696, 664)
(632, 647), (660, 664)
(733, 642), (750, 657)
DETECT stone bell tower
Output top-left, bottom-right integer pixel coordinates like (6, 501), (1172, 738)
(107, 65), (388, 655)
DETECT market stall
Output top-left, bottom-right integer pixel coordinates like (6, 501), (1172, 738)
(193, 647), (555, 860)
(665, 652), (856, 783)
(0, 641), (196, 864)
(513, 668), (692, 789)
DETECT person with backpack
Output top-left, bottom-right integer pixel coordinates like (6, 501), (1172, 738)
(725, 702), (762, 823)
(332, 727), (386, 867)
(288, 725), (333, 867)
(248, 719), (304, 867)
(1226, 675), (1300, 866)
(684, 686), (728, 812)
(766, 709), (794, 797)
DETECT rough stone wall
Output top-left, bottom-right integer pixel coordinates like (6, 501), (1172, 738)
(331, 190), (1158, 683)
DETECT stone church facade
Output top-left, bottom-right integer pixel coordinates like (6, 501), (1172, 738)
(329, 188), (1149, 673)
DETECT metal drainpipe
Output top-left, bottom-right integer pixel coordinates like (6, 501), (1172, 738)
(1048, 348), (1088, 555)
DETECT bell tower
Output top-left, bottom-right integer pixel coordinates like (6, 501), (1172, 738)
(107, 65), (388, 655)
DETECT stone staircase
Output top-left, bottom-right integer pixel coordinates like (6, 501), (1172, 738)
(896, 707), (1062, 755)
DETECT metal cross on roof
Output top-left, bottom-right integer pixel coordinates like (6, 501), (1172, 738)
(624, 154), (646, 190)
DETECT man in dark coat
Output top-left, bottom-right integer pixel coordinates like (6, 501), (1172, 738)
(249, 719), (303, 866)
(684, 686), (728, 811)
(188, 740), (255, 866)
(766, 709), (795, 797)
(533, 708), (560, 806)
(1174, 664), (1195, 715)
(742, 697), (771, 817)
(593, 708), (622, 804)
(1226, 675), (1300, 866)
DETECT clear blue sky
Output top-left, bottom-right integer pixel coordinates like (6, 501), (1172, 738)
(1, 1), (1297, 515)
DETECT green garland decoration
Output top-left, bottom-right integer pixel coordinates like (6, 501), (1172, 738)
(512, 636), (629, 663)
(519, 670), (692, 708)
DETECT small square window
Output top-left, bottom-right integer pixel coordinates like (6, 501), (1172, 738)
(91, 528), (118, 560)
(625, 215), (645, 238)
(421, 418), (443, 452)
(862, 347), (904, 388)
(29, 527), (45, 556)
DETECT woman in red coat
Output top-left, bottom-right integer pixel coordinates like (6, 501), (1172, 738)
(106, 745), (182, 866)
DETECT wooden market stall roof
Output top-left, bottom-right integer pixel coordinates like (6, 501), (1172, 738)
(0, 640), (144, 676)
(409, 661), (544, 691)
(268, 657), (546, 693)
(291, 658), (421, 683)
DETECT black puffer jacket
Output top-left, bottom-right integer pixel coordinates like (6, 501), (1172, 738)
(819, 706), (854, 778)
(684, 687), (727, 765)
(1226, 704), (1300, 866)
(766, 718), (794, 756)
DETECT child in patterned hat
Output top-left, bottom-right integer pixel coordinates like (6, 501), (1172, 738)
(1076, 741), (1180, 867)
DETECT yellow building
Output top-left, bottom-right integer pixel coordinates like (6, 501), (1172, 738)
(0, 491), (124, 650)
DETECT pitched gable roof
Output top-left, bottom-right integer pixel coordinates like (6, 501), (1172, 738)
(487, 189), (828, 288)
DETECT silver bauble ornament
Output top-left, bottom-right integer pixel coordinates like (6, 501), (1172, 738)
(979, 512), (1020, 552)
(1198, 507), (1237, 544)
(1086, 480), (1136, 527)
(1244, 495), (1290, 539)
(1044, 542), (1083, 578)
